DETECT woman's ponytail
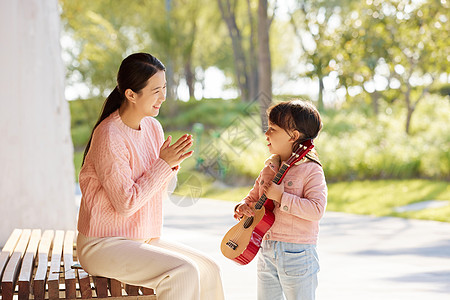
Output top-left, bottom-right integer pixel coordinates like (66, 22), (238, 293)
(82, 86), (123, 165)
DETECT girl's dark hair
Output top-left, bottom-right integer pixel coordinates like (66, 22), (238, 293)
(82, 53), (165, 165)
(267, 100), (322, 151)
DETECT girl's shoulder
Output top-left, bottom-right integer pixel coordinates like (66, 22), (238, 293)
(288, 160), (325, 180)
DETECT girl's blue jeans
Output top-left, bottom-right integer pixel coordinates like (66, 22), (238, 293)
(257, 240), (319, 300)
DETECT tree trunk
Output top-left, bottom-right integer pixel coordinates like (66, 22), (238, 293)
(404, 85), (412, 134)
(0, 0), (76, 244)
(318, 76), (324, 111)
(165, 61), (178, 115)
(185, 60), (195, 100)
(405, 106), (413, 135)
(369, 91), (380, 116)
(218, 0), (249, 100)
(257, 0), (272, 131)
(247, 0), (258, 102)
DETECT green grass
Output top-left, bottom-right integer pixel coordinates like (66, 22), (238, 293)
(326, 179), (450, 222)
(195, 179), (450, 223)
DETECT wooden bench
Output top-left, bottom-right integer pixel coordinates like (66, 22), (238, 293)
(0, 229), (156, 300)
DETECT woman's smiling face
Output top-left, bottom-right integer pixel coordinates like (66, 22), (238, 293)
(134, 70), (167, 117)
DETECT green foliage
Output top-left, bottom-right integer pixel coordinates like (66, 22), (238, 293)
(69, 98), (103, 148)
(73, 150), (84, 181)
(326, 179), (450, 222)
(318, 95), (450, 181)
(158, 98), (257, 131)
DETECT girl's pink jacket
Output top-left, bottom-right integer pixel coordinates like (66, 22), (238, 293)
(242, 156), (327, 244)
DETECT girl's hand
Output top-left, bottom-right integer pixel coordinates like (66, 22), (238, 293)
(159, 134), (194, 168)
(234, 202), (255, 220)
(263, 181), (284, 203)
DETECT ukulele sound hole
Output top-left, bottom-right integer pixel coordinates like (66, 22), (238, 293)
(243, 217), (254, 229)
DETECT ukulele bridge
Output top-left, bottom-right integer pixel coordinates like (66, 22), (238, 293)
(226, 240), (238, 250)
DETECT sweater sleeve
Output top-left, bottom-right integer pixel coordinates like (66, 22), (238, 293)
(91, 128), (175, 217)
(279, 163), (327, 221)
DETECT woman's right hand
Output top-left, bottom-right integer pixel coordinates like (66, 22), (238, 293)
(234, 202), (255, 220)
(159, 134), (194, 168)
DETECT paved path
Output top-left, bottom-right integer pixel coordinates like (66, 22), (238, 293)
(163, 197), (450, 300)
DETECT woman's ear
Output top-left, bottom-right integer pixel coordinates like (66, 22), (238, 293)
(124, 89), (136, 103)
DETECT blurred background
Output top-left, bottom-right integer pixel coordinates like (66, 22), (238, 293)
(62, 0), (450, 222)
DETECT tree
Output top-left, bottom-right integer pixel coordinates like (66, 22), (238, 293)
(257, 0), (272, 130)
(217, 0), (258, 101)
(60, 0), (215, 105)
(336, 4), (392, 115)
(337, 0), (450, 133)
(217, 0), (275, 130)
(382, 0), (449, 134)
(288, 0), (348, 111)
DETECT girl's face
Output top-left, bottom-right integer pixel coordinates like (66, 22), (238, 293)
(265, 122), (296, 161)
(134, 70), (167, 117)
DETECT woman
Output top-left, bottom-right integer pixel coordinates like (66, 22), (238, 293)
(77, 52), (224, 300)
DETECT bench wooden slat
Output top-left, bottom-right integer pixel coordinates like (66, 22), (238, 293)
(48, 230), (65, 300)
(76, 266), (92, 299)
(109, 279), (122, 297)
(0, 229), (22, 280)
(1, 229), (158, 300)
(1, 229), (32, 300)
(103, 297), (155, 300)
(34, 230), (55, 300)
(124, 285), (139, 296)
(140, 288), (154, 296)
(18, 229), (42, 300)
(63, 231), (76, 299)
(93, 276), (108, 298)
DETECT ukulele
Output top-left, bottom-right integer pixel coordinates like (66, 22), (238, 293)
(220, 139), (314, 265)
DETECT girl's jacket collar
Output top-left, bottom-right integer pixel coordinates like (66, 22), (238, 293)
(264, 151), (321, 173)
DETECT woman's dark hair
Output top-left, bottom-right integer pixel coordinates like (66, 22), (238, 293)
(82, 53), (165, 165)
(267, 100), (322, 151)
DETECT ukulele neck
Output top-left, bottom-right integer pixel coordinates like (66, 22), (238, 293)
(254, 162), (290, 210)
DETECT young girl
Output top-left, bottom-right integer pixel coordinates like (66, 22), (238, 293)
(77, 53), (224, 300)
(234, 100), (327, 300)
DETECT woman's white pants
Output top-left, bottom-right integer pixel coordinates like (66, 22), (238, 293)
(77, 234), (225, 300)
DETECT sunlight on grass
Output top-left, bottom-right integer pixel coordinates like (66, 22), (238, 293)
(327, 180), (450, 222)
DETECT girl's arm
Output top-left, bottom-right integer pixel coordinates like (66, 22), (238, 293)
(279, 163), (327, 221)
(234, 174), (262, 219)
(91, 131), (175, 217)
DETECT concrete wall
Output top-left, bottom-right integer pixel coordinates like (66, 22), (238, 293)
(0, 0), (76, 245)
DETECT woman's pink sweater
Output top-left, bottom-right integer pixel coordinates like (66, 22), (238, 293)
(77, 110), (176, 239)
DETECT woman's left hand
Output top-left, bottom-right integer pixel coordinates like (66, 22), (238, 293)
(263, 181), (284, 203)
